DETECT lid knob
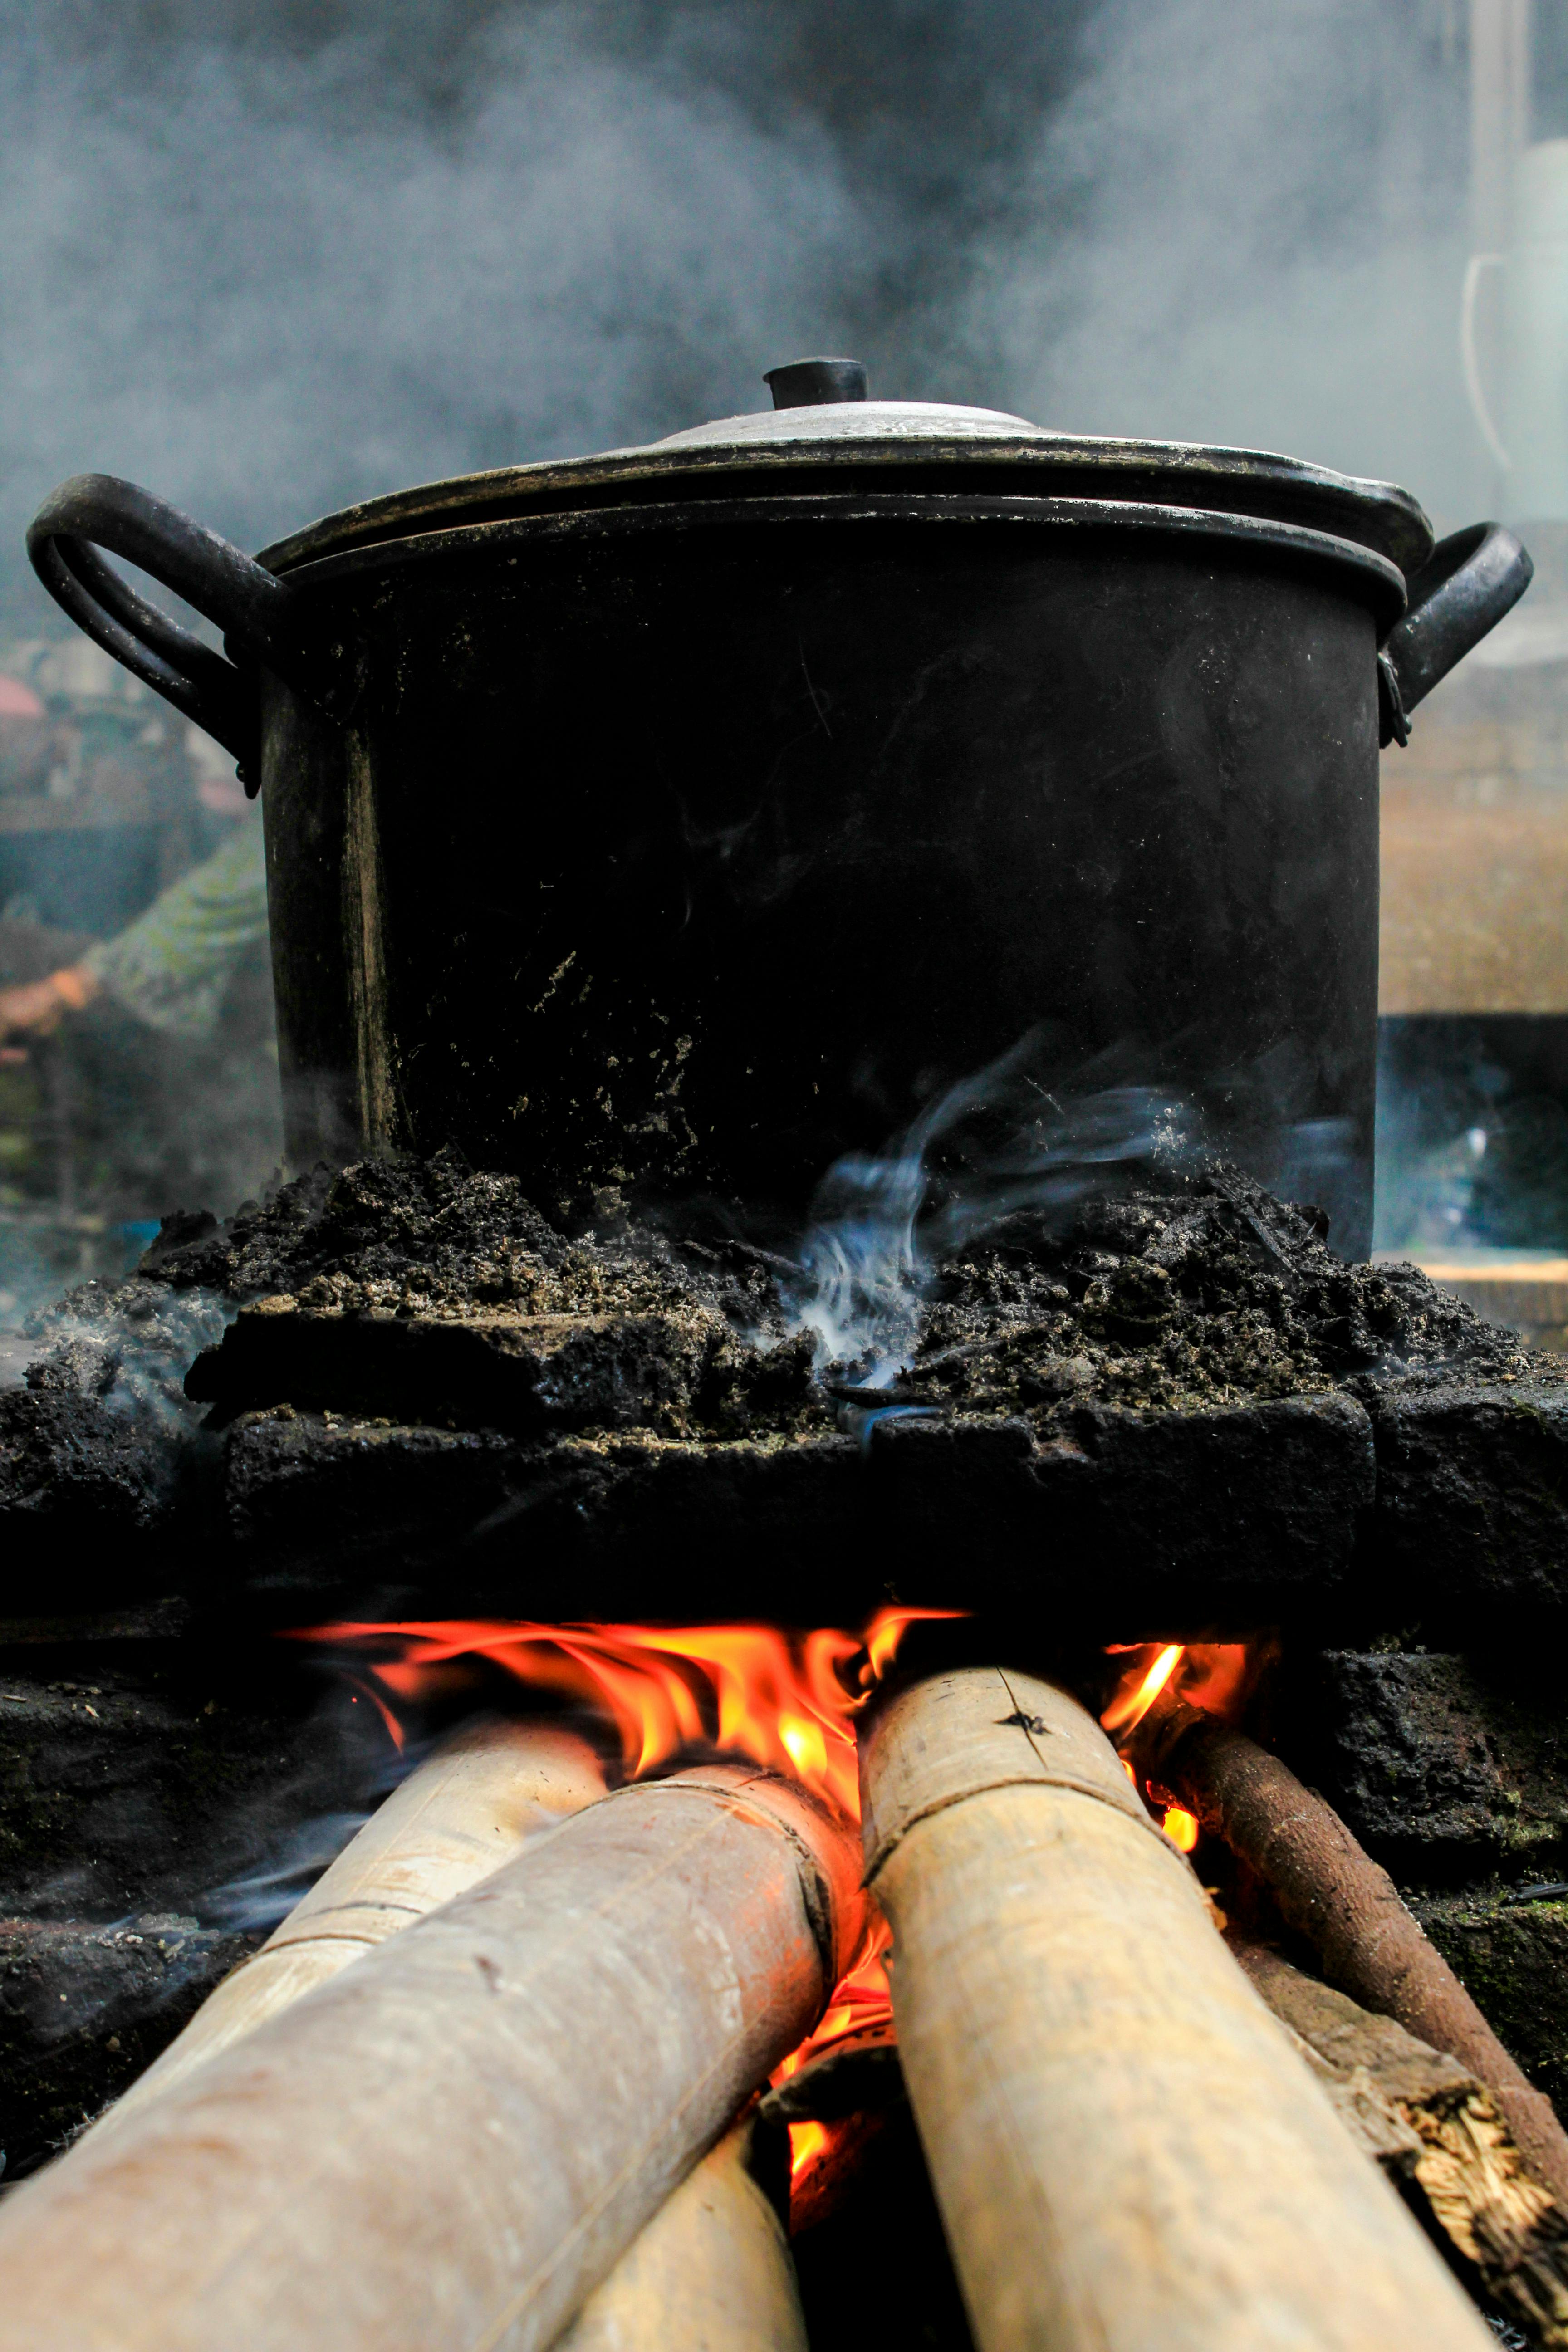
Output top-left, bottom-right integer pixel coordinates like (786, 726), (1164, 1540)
(763, 357), (868, 409)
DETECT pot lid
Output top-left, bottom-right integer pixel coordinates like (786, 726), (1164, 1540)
(260, 355), (1435, 579)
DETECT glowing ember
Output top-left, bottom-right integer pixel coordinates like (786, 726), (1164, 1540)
(1162, 1803), (1200, 1852)
(771, 1916), (898, 2196)
(773, 1917), (895, 2090)
(788, 2119), (832, 2186)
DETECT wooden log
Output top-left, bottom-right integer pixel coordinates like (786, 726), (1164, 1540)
(1235, 1937), (1568, 2349)
(89, 1715), (607, 2135)
(553, 2116), (806, 2352)
(1144, 1701), (1568, 2208)
(859, 1666), (1492, 2352)
(0, 1764), (862, 2352)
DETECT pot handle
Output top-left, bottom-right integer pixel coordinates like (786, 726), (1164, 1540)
(1378, 521), (1532, 747)
(26, 473), (346, 789)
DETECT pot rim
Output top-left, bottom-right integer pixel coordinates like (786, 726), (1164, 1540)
(258, 432), (1433, 584)
(273, 491), (1410, 637)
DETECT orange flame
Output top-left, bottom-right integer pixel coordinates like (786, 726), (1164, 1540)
(288, 1608), (961, 1823)
(1099, 1641), (1185, 1738)
(788, 2119), (832, 2186)
(291, 1608), (956, 2216)
(772, 1914), (897, 2194)
(773, 1914), (895, 2092)
(1100, 1640), (1258, 1851)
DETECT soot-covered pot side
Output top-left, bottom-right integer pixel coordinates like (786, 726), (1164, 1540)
(26, 363), (1532, 1259)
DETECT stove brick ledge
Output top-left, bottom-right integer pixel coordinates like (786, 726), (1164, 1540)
(1356, 1376), (1568, 1622)
(216, 1391), (1374, 1634)
(863, 1392), (1373, 1629)
(186, 1300), (729, 1438)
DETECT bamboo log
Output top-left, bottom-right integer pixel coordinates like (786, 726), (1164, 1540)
(859, 1666), (1492, 2352)
(91, 1716), (607, 2136)
(88, 1720), (806, 2352)
(1144, 1702), (1568, 2209)
(0, 1764), (861, 2352)
(1235, 1937), (1568, 2348)
(553, 2117), (807, 2352)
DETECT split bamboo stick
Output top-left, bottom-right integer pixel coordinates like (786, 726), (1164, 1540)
(553, 2116), (806, 2352)
(0, 1763), (859, 2352)
(1145, 1701), (1568, 2208)
(90, 1715), (607, 2136)
(859, 1665), (1492, 2352)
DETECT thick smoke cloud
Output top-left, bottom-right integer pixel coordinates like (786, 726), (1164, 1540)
(0, 0), (1487, 615)
(966, 0), (1485, 528)
(0, 3), (882, 599)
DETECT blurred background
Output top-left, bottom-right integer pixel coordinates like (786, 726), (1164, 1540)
(0, 0), (1563, 1334)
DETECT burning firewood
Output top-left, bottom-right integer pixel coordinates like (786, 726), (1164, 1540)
(0, 1763), (861, 2352)
(860, 1665), (1494, 2350)
(82, 1714), (607, 2138)
(1235, 1938), (1568, 2347)
(1140, 1699), (1568, 2209)
(554, 2113), (805, 2352)
(83, 1714), (810, 2352)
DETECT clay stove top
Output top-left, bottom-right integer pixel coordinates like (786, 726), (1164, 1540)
(6, 1148), (1565, 1641)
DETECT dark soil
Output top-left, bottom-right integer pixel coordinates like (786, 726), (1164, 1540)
(86, 1145), (1547, 1444)
(9, 1147), (1561, 1637)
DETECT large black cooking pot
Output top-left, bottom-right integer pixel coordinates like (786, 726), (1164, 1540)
(27, 360), (1531, 1258)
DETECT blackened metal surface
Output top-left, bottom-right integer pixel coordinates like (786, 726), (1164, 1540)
(256, 431), (1434, 578)
(267, 501), (1389, 1254)
(1384, 524), (1534, 716)
(764, 358), (868, 407)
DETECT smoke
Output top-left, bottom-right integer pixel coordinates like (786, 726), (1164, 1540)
(965, 0), (1482, 524)
(0, 2), (886, 594)
(785, 1034), (1188, 1382)
(196, 1810), (372, 1932)
(0, 0), (1488, 605)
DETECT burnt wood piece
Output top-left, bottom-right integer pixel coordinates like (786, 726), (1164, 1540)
(788, 2099), (975, 2352)
(1143, 1702), (1568, 2206)
(1235, 1938), (1568, 2347)
(760, 2024), (903, 2129)
(210, 1389), (1372, 1630)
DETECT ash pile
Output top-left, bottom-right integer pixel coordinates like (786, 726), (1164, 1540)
(5, 1144), (1565, 1632)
